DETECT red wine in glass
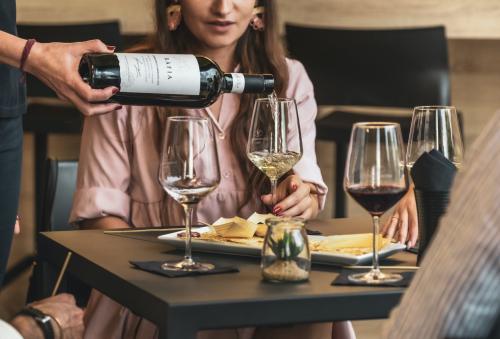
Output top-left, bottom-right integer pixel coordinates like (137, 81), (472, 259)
(344, 122), (409, 284)
(347, 185), (407, 217)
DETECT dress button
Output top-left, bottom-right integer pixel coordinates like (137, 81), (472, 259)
(218, 132), (225, 139)
(217, 193), (225, 202)
(223, 171), (231, 178)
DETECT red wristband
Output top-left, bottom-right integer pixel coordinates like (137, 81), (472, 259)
(19, 38), (37, 83)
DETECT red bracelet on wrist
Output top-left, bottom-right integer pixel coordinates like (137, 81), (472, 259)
(19, 38), (37, 83)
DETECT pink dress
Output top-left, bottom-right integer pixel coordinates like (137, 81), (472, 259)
(70, 59), (344, 339)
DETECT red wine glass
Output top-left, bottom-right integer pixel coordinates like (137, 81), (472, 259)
(344, 122), (409, 284)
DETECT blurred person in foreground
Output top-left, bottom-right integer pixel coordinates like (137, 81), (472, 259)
(0, 0), (119, 337)
(383, 110), (500, 338)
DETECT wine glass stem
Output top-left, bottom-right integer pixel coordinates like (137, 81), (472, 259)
(182, 203), (195, 265)
(371, 215), (380, 274)
(270, 178), (278, 206)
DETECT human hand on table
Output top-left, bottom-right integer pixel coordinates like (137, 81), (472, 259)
(381, 187), (419, 247)
(25, 39), (121, 116)
(11, 293), (84, 339)
(261, 174), (319, 220)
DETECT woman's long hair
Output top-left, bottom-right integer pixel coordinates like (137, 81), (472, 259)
(136, 0), (289, 212)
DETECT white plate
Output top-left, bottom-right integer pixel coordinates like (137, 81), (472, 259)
(158, 227), (406, 266)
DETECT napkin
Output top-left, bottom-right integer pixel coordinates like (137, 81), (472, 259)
(331, 269), (414, 287)
(130, 261), (239, 278)
(410, 149), (457, 191)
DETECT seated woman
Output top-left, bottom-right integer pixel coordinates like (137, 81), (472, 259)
(70, 0), (355, 338)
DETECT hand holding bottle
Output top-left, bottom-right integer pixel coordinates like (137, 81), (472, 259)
(25, 40), (121, 116)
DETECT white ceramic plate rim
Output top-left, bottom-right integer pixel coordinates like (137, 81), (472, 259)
(158, 227), (406, 265)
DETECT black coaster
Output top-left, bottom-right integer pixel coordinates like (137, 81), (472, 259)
(130, 261), (239, 278)
(332, 269), (414, 287)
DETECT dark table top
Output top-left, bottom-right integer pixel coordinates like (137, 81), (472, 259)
(38, 217), (416, 338)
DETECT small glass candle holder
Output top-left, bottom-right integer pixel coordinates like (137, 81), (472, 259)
(261, 217), (311, 283)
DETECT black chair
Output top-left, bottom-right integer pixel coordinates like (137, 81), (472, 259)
(27, 159), (90, 306)
(285, 24), (453, 217)
(39, 160), (79, 232)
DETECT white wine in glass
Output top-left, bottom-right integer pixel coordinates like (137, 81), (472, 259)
(247, 96), (303, 205)
(159, 116), (220, 272)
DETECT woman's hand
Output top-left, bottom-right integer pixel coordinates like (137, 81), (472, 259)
(261, 175), (319, 220)
(25, 39), (121, 116)
(381, 187), (419, 247)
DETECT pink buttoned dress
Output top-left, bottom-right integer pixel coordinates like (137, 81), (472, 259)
(70, 58), (333, 339)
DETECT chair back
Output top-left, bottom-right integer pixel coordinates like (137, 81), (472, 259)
(40, 159), (79, 232)
(28, 159), (89, 305)
(17, 21), (122, 98)
(285, 24), (451, 108)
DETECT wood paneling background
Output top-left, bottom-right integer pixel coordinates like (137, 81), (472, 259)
(17, 0), (500, 38)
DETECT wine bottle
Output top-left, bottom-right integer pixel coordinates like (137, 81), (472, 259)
(79, 53), (275, 108)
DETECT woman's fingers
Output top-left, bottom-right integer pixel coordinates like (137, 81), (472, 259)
(65, 90), (121, 116)
(72, 78), (118, 103)
(281, 194), (311, 217)
(274, 183), (309, 214)
(260, 193), (273, 207)
(383, 214), (399, 240)
(408, 212), (419, 247)
(381, 213), (397, 235)
(298, 207), (313, 220)
(398, 208), (409, 244)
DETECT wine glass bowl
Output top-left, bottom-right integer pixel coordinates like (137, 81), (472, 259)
(407, 106), (464, 169)
(159, 116), (220, 271)
(344, 122), (409, 284)
(247, 97), (303, 205)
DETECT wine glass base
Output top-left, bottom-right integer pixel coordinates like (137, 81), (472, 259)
(161, 260), (215, 272)
(348, 269), (402, 284)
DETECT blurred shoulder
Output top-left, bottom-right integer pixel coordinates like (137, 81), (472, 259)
(285, 57), (314, 99)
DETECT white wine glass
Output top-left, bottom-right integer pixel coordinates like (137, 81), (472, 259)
(159, 116), (220, 272)
(344, 122), (409, 284)
(247, 97), (303, 206)
(407, 106), (464, 170)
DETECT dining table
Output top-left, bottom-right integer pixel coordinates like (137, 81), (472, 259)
(37, 216), (416, 339)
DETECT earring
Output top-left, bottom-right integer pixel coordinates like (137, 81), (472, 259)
(166, 1), (182, 31)
(250, 6), (265, 31)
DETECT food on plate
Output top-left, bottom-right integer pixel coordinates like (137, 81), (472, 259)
(247, 212), (274, 237)
(309, 233), (391, 255)
(247, 212), (274, 224)
(211, 216), (257, 238)
(182, 215), (394, 257)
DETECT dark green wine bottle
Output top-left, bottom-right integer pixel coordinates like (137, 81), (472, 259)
(79, 53), (274, 108)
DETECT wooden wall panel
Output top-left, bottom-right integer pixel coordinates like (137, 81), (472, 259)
(17, 0), (500, 38)
(276, 0), (500, 39)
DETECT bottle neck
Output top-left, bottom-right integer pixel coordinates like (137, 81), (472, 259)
(222, 73), (275, 94)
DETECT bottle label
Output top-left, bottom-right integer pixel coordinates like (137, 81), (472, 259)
(230, 73), (245, 94)
(116, 53), (200, 95)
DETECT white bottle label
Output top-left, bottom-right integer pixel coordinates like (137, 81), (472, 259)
(116, 53), (200, 95)
(230, 73), (245, 94)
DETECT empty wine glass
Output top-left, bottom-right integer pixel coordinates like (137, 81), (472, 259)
(247, 97), (303, 205)
(159, 116), (220, 272)
(344, 122), (409, 284)
(407, 106), (464, 170)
